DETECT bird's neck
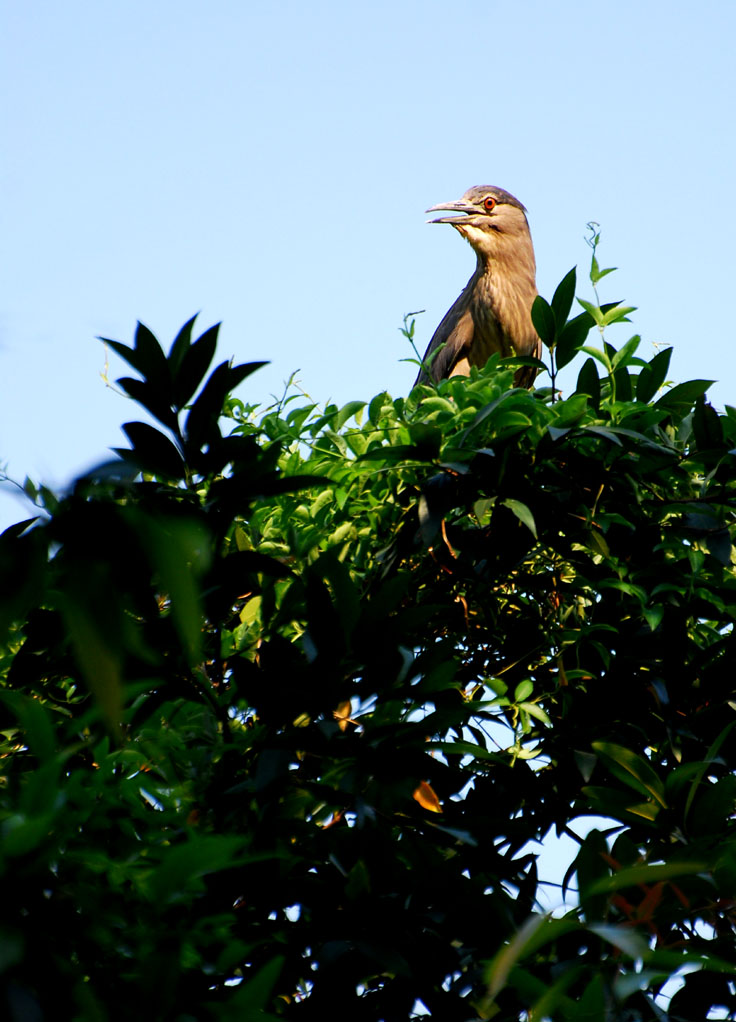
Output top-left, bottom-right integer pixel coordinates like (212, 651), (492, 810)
(473, 241), (536, 304)
(475, 235), (536, 285)
(470, 245), (537, 344)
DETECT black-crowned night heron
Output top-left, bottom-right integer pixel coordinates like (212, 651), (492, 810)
(414, 185), (541, 388)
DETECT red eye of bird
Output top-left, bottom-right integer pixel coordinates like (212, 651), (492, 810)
(483, 196), (497, 212)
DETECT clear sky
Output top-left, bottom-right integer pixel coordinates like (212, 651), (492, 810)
(2, 0), (735, 529)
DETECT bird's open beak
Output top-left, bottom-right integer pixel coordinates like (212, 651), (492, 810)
(425, 200), (479, 225)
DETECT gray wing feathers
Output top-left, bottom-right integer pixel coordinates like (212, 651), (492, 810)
(415, 302), (474, 385)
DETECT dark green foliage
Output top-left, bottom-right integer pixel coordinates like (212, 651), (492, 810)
(2, 255), (736, 1020)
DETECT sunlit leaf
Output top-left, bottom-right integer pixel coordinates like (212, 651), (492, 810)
(502, 498), (537, 539)
(334, 700), (354, 732)
(413, 780), (442, 813)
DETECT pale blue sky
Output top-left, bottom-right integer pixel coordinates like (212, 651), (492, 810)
(2, 0), (735, 528)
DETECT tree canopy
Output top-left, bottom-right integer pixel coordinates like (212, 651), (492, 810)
(2, 245), (736, 1020)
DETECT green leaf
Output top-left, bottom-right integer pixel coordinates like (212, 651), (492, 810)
(103, 323), (169, 387)
(579, 345), (613, 373)
(486, 915), (579, 998)
(601, 304), (636, 327)
(591, 254), (617, 284)
(591, 741), (667, 806)
(1, 517), (37, 539)
(418, 493), (442, 544)
(525, 966), (586, 1020)
(359, 443), (430, 464)
(584, 528), (610, 558)
(417, 395), (457, 418)
(611, 334), (641, 370)
(577, 297), (604, 327)
(520, 702), (551, 726)
(575, 357), (600, 407)
(132, 513), (210, 665)
(684, 721), (736, 823)
(144, 836), (250, 903)
(424, 740), (502, 762)
(286, 402), (317, 430)
(531, 295), (556, 346)
(655, 379), (714, 411)
(500, 355), (548, 372)
(692, 396), (724, 450)
(550, 267), (577, 328)
(0, 526), (47, 642)
(644, 947), (736, 976)
(552, 392), (588, 428)
(636, 346), (672, 402)
(587, 923), (648, 958)
(1, 808), (60, 857)
(514, 680), (534, 702)
(104, 337), (148, 376)
(556, 312), (594, 369)
(692, 776), (736, 837)
(642, 605), (664, 631)
(581, 785), (661, 824)
(62, 592), (123, 737)
(168, 314), (198, 375)
(597, 579), (648, 601)
(333, 400), (367, 431)
(185, 360), (267, 448)
(314, 548), (361, 638)
(458, 388), (521, 440)
(408, 422), (443, 457)
(587, 860), (708, 894)
(612, 365), (633, 401)
(120, 422), (186, 479)
(174, 322), (220, 407)
(132, 321), (169, 377)
(0, 691), (56, 762)
(575, 829), (610, 922)
(368, 390), (392, 424)
(501, 498), (537, 539)
(117, 376), (178, 432)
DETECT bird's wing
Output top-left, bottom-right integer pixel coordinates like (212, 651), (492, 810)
(414, 299), (474, 385)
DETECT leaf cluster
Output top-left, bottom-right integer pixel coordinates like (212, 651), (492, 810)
(2, 270), (736, 1020)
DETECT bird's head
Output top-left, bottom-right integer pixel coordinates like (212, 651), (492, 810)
(426, 185), (531, 262)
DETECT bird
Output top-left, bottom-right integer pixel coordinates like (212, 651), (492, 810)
(414, 185), (541, 388)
